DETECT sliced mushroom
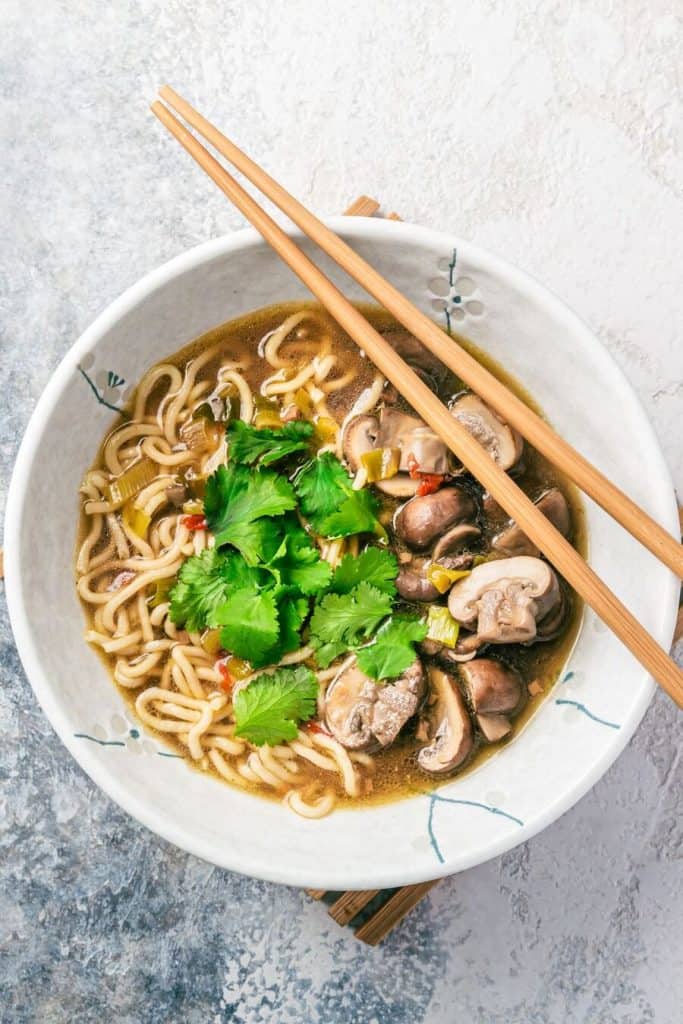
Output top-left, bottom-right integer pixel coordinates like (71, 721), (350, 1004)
(451, 393), (523, 472)
(342, 414), (377, 469)
(417, 666), (473, 774)
(395, 486), (475, 551)
(492, 488), (571, 557)
(448, 556), (562, 645)
(341, 408), (452, 497)
(324, 659), (425, 751)
(396, 558), (440, 602)
(342, 412), (419, 497)
(432, 523), (481, 560)
(376, 409), (452, 475)
(460, 658), (524, 715)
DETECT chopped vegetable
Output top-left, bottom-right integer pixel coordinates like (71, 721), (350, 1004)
(182, 513), (207, 531)
(182, 499), (203, 515)
(425, 564), (472, 594)
(294, 388), (313, 417)
(309, 582), (393, 667)
(253, 396), (283, 429)
(406, 453), (445, 496)
(147, 577), (174, 608)
(313, 417), (338, 445)
(425, 605), (461, 648)
(356, 615), (427, 681)
(106, 458), (157, 507)
(233, 665), (319, 745)
(330, 548), (398, 596)
(217, 660), (234, 693)
(204, 464), (296, 564)
(123, 500), (151, 539)
(360, 447), (401, 483)
(416, 474), (445, 497)
(180, 419), (217, 451)
(227, 419), (313, 468)
(201, 628), (223, 656)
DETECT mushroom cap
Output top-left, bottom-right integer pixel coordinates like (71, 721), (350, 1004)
(460, 658), (524, 715)
(376, 409), (452, 475)
(448, 556), (562, 645)
(324, 658), (426, 751)
(417, 666), (473, 774)
(451, 393), (523, 472)
(396, 562), (440, 602)
(394, 486), (476, 551)
(342, 414), (378, 471)
(492, 488), (571, 557)
(432, 522), (481, 560)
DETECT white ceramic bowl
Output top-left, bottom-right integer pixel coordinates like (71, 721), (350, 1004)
(5, 220), (679, 889)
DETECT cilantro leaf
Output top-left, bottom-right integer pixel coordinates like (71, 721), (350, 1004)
(204, 464), (296, 564)
(168, 549), (267, 631)
(309, 582), (393, 667)
(277, 596), (310, 656)
(212, 587), (280, 668)
(317, 487), (386, 540)
(330, 547), (398, 596)
(356, 615), (428, 681)
(294, 452), (386, 539)
(269, 524), (333, 595)
(227, 420), (313, 468)
(294, 452), (351, 523)
(233, 665), (319, 745)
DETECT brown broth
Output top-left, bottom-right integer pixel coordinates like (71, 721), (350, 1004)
(79, 301), (585, 809)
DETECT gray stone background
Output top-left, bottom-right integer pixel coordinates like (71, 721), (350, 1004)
(1, 1), (681, 1021)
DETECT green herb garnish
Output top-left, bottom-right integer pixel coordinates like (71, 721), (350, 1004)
(330, 547), (398, 596)
(204, 464), (296, 564)
(356, 615), (427, 681)
(233, 665), (319, 745)
(227, 420), (313, 467)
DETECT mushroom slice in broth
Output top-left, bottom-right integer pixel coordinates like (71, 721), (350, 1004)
(493, 488), (571, 557)
(448, 556), (563, 646)
(450, 393), (523, 472)
(324, 659), (426, 752)
(417, 666), (473, 774)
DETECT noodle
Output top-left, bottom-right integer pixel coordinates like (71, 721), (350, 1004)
(77, 307), (371, 819)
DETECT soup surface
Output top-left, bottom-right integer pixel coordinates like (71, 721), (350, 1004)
(76, 303), (584, 817)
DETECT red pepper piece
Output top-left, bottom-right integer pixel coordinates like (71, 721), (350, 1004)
(182, 513), (207, 531)
(416, 474), (445, 496)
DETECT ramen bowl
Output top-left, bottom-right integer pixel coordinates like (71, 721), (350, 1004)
(5, 219), (679, 889)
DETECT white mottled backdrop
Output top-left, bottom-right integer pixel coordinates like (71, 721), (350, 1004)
(1, 2), (681, 1022)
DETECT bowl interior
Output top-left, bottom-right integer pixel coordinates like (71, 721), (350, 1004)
(6, 220), (679, 889)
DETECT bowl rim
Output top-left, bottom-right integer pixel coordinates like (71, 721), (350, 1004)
(5, 217), (679, 888)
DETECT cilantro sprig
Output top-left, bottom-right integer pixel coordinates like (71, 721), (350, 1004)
(294, 452), (386, 540)
(227, 420), (313, 467)
(233, 665), (318, 745)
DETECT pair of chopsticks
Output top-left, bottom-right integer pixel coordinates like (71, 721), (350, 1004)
(151, 86), (683, 707)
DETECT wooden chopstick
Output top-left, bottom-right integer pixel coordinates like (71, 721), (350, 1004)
(158, 84), (683, 581)
(150, 98), (683, 706)
(354, 881), (440, 945)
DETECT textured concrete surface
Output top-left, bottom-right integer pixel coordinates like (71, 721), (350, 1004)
(1, 2), (681, 1021)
